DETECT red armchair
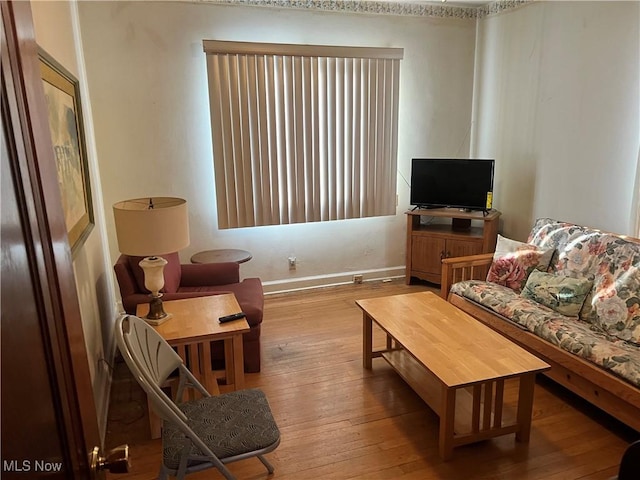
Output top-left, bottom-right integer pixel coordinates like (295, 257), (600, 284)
(114, 252), (264, 372)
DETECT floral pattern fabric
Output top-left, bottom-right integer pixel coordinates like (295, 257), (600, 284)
(528, 218), (640, 345)
(486, 234), (554, 293)
(521, 270), (593, 317)
(451, 280), (640, 387)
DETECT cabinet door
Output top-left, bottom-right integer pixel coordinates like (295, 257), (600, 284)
(446, 238), (483, 259)
(412, 236), (446, 275)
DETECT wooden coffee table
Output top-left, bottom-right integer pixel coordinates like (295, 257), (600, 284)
(137, 294), (250, 438)
(357, 291), (550, 460)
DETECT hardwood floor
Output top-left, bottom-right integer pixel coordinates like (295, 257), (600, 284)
(105, 280), (637, 479)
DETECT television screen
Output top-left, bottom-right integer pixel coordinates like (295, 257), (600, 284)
(410, 158), (495, 211)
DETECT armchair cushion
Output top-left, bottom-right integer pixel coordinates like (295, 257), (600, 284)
(180, 262), (240, 287)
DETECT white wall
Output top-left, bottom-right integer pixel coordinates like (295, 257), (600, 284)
(31, 0), (116, 443)
(77, 1), (476, 292)
(473, 1), (640, 240)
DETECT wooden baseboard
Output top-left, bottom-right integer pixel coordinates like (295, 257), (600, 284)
(262, 266), (405, 294)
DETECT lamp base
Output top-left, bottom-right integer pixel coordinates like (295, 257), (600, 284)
(144, 294), (172, 326)
(143, 314), (172, 326)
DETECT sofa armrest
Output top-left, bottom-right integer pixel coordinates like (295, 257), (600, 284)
(180, 262), (240, 287)
(440, 252), (494, 299)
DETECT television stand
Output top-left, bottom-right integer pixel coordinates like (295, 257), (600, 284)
(405, 208), (501, 285)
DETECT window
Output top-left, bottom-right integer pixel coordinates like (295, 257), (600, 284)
(203, 40), (403, 228)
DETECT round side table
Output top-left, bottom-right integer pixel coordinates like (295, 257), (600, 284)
(190, 248), (252, 264)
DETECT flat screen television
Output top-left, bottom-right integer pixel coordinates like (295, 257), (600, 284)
(410, 158), (495, 211)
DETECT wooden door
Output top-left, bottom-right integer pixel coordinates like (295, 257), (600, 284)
(411, 235), (446, 276)
(1, 1), (102, 477)
(446, 238), (483, 259)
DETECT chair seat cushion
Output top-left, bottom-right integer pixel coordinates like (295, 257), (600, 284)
(162, 389), (280, 470)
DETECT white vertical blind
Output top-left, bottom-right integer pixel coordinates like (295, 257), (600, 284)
(204, 41), (403, 229)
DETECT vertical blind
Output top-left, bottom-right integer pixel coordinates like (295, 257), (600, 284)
(203, 40), (403, 229)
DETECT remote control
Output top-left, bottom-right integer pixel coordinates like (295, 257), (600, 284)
(218, 312), (246, 323)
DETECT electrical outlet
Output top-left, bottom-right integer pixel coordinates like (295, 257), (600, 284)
(288, 256), (297, 270)
(353, 274), (363, 284)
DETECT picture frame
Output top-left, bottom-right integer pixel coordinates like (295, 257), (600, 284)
(39, 49), (94, 256)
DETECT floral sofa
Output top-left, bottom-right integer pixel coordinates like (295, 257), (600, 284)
(441, 218), (640, 431)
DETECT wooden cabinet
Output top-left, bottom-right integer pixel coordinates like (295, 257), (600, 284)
(405, 208), (501, 285)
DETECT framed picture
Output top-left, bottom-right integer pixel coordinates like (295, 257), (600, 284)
(39, 49), (94, 256)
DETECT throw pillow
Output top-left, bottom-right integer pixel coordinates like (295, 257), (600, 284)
(521, 270), (593, 317)
(486, 235), (554, 293)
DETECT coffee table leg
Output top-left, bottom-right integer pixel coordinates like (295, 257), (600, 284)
(439, 387), (456, 460)
(516, 373), (536, 442)
(363, 313), (373, 369)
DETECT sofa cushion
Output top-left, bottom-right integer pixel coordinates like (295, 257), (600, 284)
(521, 270), (593, 317)
(127, 252), (182, 294)
(528, 219), (640, 345)
(533, 316), (640, 388)
(485, 235), (554, 293)
(451, 280), (640, 387)
(451, 280), (569, 332)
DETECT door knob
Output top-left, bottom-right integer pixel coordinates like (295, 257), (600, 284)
(89, 444), (130, 479)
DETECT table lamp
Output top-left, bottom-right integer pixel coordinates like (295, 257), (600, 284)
(113, 197), (189, 325)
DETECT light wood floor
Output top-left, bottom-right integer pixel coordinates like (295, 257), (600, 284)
(106, 280), (637, 479)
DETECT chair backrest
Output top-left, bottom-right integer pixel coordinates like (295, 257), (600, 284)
(114, 315), (192, 423)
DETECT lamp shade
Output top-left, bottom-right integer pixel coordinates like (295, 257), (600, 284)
(113, 197), (189, 256)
